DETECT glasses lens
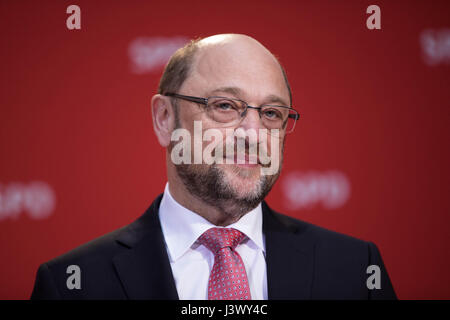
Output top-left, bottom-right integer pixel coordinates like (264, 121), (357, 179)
(207, 97), (242, 123)
(206, 97), (299, 134)
(260, 106), (298, 133)
(260, 106), (288, 130)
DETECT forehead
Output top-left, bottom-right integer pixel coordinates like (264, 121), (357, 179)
(181, 39), (290, 105)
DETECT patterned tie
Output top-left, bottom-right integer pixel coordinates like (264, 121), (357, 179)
(197, 227), (252, 300)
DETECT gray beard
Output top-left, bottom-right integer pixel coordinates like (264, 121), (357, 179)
(175, 163), (280, 219)
(171, 112), (283, 220)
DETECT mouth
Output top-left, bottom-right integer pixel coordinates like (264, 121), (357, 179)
(223, 153), (261, 168)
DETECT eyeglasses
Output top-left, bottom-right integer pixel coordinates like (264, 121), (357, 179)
(164, 92), (300, 133)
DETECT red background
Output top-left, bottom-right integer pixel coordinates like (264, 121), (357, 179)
(0, 0), (449, 299)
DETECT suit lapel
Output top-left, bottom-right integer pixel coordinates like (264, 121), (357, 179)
(111, 195), (315, 300)
(112, 195), (179, 300)
(263, 201), (315, 299)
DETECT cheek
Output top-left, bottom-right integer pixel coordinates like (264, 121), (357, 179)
(179, 111), (211, 141)
(269, 132), (285, 150)
(178, 112), (194, 131)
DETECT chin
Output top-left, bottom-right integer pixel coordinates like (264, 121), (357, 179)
(219, 163), (264, 200)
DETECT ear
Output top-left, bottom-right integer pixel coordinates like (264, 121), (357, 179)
(151, 94), (175, 147)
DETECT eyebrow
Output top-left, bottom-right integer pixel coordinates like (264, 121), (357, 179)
(209, 86), (242, 97)
(264, 94), (290, 107)
(208, 87), (290, 107)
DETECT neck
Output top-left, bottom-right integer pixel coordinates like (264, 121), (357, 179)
(169, 181), (246, 227)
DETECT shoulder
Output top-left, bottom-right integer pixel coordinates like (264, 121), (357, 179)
(263, 202), (372, 252)
(30, 225), (134, 299)
(44, 197), (163, 269)
(263, 204), (397, 299)
(45, 225), (130, 270)
(31, 197), (165, 299)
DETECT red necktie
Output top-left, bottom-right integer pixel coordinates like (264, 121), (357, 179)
(198, 227), (252, 300)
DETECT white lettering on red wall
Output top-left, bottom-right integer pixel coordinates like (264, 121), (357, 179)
(420, 29), (450, 66)
(0, 182), (56, 221)
(282, 171), (351, 210)
(128, 36), (189, 74)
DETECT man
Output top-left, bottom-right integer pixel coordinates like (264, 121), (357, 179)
(31, 34), (396, 300)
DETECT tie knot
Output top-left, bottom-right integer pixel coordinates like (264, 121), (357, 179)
(198, 228), (247, 253)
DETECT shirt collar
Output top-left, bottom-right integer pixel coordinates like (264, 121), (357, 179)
(158, 183), (265, 262)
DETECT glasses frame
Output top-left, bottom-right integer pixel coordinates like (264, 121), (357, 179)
(164, 92), (300, 133)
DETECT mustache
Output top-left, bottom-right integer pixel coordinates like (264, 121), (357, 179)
(210, 139), (272, 167)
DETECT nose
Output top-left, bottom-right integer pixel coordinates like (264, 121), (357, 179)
(238, 106), (264, 133)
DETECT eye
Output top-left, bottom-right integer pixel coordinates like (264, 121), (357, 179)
(210, 99), (240, 112)
(217, 102), (234, 110)
(262, 108), (283, 120)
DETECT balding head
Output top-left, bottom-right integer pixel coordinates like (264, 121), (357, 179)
(158, 34), (292, 106)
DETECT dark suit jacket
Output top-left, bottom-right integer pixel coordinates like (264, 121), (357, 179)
(30, 194), (397, 299)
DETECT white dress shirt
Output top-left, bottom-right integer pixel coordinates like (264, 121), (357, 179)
(158, 183), (268, 300)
